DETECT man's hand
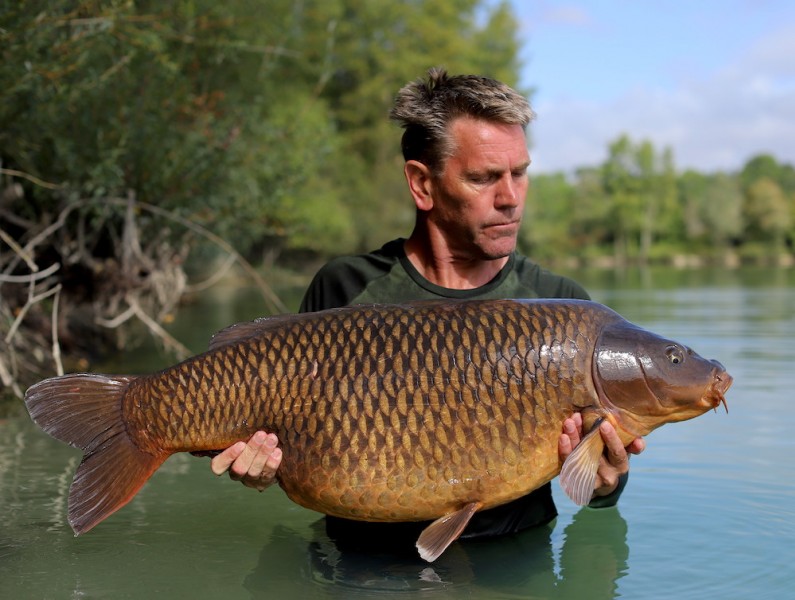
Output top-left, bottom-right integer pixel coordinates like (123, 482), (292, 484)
(210, 431), (282, 492)
(558, 412), (645, 499)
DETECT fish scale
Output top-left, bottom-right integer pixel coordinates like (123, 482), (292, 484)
(24, 298), (732, 562)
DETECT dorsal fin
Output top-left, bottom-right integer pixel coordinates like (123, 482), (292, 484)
(208, 312), (323, 351)
(207, 303), (406, 351)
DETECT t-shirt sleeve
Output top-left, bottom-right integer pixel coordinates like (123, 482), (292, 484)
(299, 260), (362, 313)
(532, 268), (591, 301)
(299, 242), (402, 313)
(555, 276), (591, 301)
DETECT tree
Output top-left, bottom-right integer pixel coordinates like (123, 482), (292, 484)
(598, 135), (676, 264)
(701, 173), (744, 249)
(678, 170), (710, 243)
(522, 173), (577, 261)
(740, 154), (795, 195)
(739, 154), (795, 253)
(743, 178), (791, 251)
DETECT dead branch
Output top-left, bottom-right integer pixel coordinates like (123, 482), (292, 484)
(0, 228), (38, 272)
(5, 281), (61, 343)
(0, 167), (61, 190)
(0, 262), (60, 283)
(50, 286), (64, 376)
(125, 296), (191, 359)
(105, 198), (288, 314)
(1, 191), (287, 398)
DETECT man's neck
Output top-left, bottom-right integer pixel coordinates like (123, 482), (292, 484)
(403, 235), (510, 290)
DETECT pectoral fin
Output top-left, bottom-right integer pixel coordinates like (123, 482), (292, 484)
(559, 419), (606, 506)
(416, 501), (482, 562)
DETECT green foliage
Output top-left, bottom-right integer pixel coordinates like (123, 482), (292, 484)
(740, 154), (795, 195)
(744, 178), (791, 249)
(1, 0), (524, 258)
(522, 172), (578, 260)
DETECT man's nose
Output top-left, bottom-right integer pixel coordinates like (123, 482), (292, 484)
(495, 174), (520, 207)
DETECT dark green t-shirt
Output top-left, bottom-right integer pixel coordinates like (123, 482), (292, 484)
(298, 239), (620, 543)
(300, 238), (590, 312)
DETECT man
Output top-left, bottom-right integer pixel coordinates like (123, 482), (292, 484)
(210, 68), (645, 543)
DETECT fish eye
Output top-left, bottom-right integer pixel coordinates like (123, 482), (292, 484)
(666, 346), (685, 365)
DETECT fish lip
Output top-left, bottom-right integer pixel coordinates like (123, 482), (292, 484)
(710, 368), (733, 413)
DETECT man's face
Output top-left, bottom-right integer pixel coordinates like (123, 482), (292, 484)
(429, 116), (530, 261)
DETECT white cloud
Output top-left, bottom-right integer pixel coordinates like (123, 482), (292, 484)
(530, 22), (795, 174)
(537, 5), (593, 27)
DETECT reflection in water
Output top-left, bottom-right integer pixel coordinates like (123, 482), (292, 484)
(557, 508), (629, 599)
(244, 508), (628, 598)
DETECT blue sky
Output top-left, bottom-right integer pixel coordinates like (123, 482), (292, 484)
(508, 1), (795, 174)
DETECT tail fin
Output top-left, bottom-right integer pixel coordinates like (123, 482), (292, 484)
(24, 373), (168, 535)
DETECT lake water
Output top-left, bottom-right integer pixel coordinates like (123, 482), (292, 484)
(1, 266), (793, 599)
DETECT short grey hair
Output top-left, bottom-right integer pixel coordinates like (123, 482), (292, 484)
(389, 67), (535, 172)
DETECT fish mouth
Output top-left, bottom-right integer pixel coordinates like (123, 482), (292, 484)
(709, 366), (733, 414)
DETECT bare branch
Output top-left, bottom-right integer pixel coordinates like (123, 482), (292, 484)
(126, 297), (192, 359)
(0, 167), (61, 190)
(95, 305), (136, 329)
(184, 253), (236, 294)
(0, 262), (60, 283)
(0, 227), (40, 272)
(2, 201), (83, 281)
(5, 283), (61, 343)
(105, 197), (288, 314)
(2, 194), (287, 395)
(0, 355), (22, 398)
(51, 286), (64, 376)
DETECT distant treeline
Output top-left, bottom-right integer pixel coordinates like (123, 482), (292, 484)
(524, 140), (794, 267)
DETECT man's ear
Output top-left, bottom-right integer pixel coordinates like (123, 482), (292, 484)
(404, 160), (434, 211)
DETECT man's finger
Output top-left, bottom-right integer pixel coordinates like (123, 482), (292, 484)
(627, 437), (646, 455)
(562, 417), (581, 447)
(558, 432), (573, 460)
(599, 421), (629, 469)
(245, 433), (278, 478)
(210, 441), (246, 476)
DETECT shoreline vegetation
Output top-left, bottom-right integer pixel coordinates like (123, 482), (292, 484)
(2, 3), (794, 398)
(1, 192), (792, 402)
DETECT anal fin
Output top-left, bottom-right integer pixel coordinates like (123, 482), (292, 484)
(416, 501), (482, 562)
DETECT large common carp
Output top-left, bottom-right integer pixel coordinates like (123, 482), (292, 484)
(25, 299), (731, 561)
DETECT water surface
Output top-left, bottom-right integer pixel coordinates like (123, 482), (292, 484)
(1, 267), (792, 599)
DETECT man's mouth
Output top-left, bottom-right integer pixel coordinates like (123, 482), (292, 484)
(485, 221), (520, 236)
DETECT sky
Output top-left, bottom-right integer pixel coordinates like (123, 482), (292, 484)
(509, 1), (795, 174)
